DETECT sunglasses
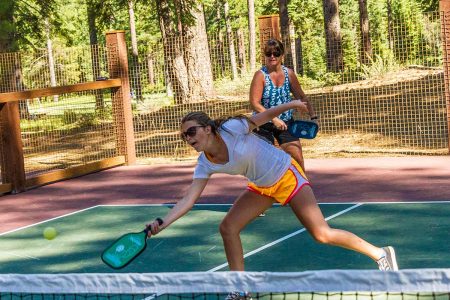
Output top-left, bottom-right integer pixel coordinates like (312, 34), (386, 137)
(264, 50), (282, 58)
(180, 125), (205, 141)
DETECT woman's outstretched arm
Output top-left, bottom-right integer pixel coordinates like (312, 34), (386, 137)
(147, 178), (209, 235)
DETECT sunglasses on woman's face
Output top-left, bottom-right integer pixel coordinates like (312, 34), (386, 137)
(265, 50), (282, 58)
(180, 125), (205, 141)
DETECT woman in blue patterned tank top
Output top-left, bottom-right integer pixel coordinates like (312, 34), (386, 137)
(250, 39), (318, 172)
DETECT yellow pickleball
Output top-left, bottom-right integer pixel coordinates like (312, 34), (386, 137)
(43, 227), (57, 240)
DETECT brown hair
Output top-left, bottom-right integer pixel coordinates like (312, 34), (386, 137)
(181, 112), (256, 136)
(264, 39), (285, 56)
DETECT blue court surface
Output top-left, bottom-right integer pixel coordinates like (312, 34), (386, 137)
(0, 202), (449, 274)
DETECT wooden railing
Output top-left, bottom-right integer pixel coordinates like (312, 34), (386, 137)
(0, 31), (136, 194)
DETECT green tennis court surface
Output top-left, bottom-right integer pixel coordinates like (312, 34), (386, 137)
(1, 202), (449, 274)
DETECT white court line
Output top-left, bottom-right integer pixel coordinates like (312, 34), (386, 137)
(0, 206), (101, 236)
(0, 251), (40, 260)
(4, 200), (449, 236)
(98, 200), (450, 207)
(207, 203), (363, 272)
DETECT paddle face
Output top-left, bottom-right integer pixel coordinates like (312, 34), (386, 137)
(101, 230), (148, 269)
(288, 120), (319, 139)
(101, 219), (163, 269)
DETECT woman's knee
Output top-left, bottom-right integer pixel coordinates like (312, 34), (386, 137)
(309, 227), (333, 244)
(219, 218), (240, 238)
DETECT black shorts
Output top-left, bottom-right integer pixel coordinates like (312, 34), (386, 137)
(253, 121), (299, 145)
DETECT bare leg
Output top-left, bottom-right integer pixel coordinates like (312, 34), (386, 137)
(281, 140), (305, 171)
(220, 190), (275, 270)
(289, 185), (383, 261)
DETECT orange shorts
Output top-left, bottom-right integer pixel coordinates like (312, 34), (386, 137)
(247, 160), (310, 205)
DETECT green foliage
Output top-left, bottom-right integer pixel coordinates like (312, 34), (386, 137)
(357, 53), (401, 79)
(63, 110), (77, 125)
(320, 72), (343, 86)
(0, 0), (61, 51)
(0, 0), (444, 97)
(418, 0), (439, 12)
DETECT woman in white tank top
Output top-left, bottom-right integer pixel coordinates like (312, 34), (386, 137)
(146, 100), (398, 285)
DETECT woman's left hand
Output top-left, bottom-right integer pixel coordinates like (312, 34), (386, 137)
(292, 100), (308, 113)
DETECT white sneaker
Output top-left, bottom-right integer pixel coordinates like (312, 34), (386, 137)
(377, 246), (398, 271)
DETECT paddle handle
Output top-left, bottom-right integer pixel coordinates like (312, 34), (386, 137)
(144, 217), (164, 235)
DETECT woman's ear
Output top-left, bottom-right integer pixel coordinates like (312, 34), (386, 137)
(204, 125), (212, 134)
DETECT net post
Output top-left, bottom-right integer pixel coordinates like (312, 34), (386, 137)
(105, 30), (136, 165)
(439, 0), (450, 154)
(0, 102), (26, 193)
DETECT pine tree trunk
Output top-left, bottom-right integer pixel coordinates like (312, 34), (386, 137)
(278, 0), (294, 69)
(87, 1), (105, 110)
(157, 0), (189, 104)
(295, 37), (304, 76)
(182, 3), (216, 102)
(147, 54), (155, 85)
(322, 0), (344, 72)
(237, 28), (247, 74)
(224, 1), (238, 80)
(358, 0), (373, 65)
(45, 19), (58, 102)
(387, 0), (394, 50)
(128, 0), (143, 102)
(247, 0), (256, 71)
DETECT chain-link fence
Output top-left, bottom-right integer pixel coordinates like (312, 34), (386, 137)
(0, 45), (121, 188)
(127, 11), (448, 162)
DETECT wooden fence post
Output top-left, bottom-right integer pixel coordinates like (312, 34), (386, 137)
(440, 0), (450, 153)
(0, 102), (26, 192)
(258, 15), (281, 65)
(105, 31), (136, 165)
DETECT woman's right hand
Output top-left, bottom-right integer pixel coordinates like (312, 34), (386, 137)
(146, 218), (163, 237)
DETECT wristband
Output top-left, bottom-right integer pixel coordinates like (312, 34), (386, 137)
(311, 116), (319, 120)
(156, 217), (164, 225)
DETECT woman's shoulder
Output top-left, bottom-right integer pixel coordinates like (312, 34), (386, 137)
(221, 118), (249, 134)
(253, 68), (266, 77)
(259, 65), (269, 74)
(282, 65), (294, 74)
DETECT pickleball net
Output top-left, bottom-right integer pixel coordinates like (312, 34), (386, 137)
(1, 269), (450, 299)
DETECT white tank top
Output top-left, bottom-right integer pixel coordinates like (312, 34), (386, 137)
(193, 118), (291, 187)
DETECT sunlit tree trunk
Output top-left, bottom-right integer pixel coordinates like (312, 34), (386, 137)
(87, 0), (104, 110)
(247, 0), (256, 71)
(224, 1), (238, 80)
(295, 36), (304, 75)
(182, 3), (216, 101)
(128, 0), (143, 102)
(147, 54), (155, 85)
(237, 28), (247, 74)
(387, 0), (394, 50)
(216, 3), (226, 77)
(45, 19), (58, 102)
(156, 0), (189, 104)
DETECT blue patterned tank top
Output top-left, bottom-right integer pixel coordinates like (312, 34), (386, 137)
(260, 65), (293, 122)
